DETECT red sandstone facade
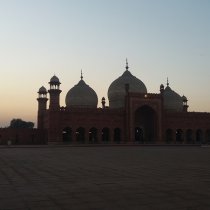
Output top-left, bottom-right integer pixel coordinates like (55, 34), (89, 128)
(36, 75), (210, 145)
(1, 63), (210, 145)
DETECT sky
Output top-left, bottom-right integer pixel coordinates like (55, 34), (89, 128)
(0, 0), (209, 127)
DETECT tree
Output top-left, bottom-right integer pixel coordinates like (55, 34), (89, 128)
(9, 119), (34, 129)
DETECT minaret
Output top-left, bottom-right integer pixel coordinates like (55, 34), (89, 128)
(182, 95), (189, 112)
(37, 86), (48, 129)
(48, 75), (62, 110)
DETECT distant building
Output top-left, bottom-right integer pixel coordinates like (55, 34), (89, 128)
(36, 60), (210, 145)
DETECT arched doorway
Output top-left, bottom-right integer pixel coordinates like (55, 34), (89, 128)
(114, 128), (121, 143)
(176, 129), (183, 143)
(76, 127), (85, 143)
(206, 129), (210, 144)
(89, 128), (97, 143)
(102, 128), (109, 142)
(134, 105), (157, 143)
(196, 129), (203, 144)
(166, 129), (173, 143)
(63, 127), (72, 143)
(186, 129), (193, 144)
(135, 127), (144, 143)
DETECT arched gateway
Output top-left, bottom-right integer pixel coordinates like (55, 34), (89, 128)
(134, 105), (157, 143)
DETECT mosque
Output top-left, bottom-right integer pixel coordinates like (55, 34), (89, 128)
(36, 60), (210, 145)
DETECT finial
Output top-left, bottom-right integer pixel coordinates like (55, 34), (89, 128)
(125, 58), (129, 71)
(80, 69), (83, 80)
(167, 77), (169, 86)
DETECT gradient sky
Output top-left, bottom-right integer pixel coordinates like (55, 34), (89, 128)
(0, 0), (209, 127)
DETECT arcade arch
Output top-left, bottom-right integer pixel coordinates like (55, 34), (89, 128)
(114, 128), (121, 143)
(62, 127), (72, 142)
(102, 127), (110, 142)
(76, 127), (85, 143)
(89, 127), (98, 143)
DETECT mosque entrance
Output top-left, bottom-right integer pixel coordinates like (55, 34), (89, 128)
(134, 105), (156, 143)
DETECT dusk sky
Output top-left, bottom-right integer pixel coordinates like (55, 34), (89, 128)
(0, 0), (209, 127)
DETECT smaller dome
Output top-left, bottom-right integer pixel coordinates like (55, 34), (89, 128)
(50, 75), (60, 84)
(163, 84), (183, 112)
(66, 76), (98, 108)
(38, 86), (47, 94)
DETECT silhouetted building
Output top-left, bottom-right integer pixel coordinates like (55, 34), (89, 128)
(36, 60), (210, 145)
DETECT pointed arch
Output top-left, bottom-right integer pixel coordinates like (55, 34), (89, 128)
(166, 129), (173, 143)
(76, 127), (85, 143)
(89, 127), (98, 143)
(196, 129), (203, 144)
(176, 129), (183, 143)
(63, 127), (72, 142)
(114, 128), (121, 143)
(134, 105), (157, 143)
(135, 127), (144, 143)
(102, 128), (110, 142)
(206, 129), (210, 144)
(186, 129), (193, 144)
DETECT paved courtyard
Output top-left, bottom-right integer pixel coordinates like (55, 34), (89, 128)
(0, 146), (210, 210)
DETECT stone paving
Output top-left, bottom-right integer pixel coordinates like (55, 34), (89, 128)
(0, 145), (210, 210)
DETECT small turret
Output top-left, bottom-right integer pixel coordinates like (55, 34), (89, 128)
(182, 95), (189, 112)
(38, 86), (47, 98)
(160, 84), (164, 94)
(49, 75), (60, 89)
(101, 97), (106, 108)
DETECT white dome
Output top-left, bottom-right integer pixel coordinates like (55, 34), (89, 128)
(108, 68), (147, 108)
(66, 79), (98, 108)
(163, 85), (183, 112)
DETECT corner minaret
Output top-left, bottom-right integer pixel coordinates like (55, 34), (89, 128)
(48, 75), (62, 110)
(37, 86), (48, 129)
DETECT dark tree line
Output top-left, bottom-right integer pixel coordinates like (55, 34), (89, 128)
(9, 119), (34, 129)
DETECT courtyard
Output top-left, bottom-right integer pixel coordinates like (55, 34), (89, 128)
(0, 145), (209, 210)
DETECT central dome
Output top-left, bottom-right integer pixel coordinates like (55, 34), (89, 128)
(108, 61), (147, 108)
(65, 74), (98, 108)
